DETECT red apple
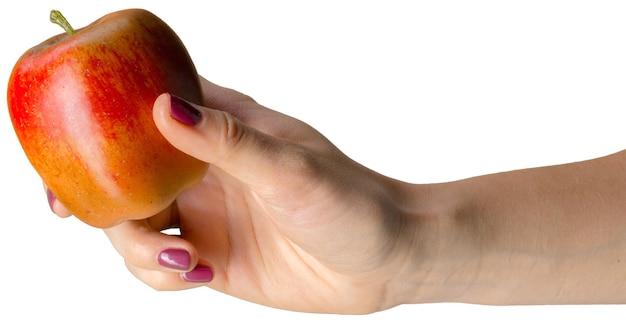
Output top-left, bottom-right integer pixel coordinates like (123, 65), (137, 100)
(7, 9), (208, 228)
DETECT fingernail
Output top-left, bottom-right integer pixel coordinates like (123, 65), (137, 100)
(170, 94), (201, 126)
(158, 249), (191, 270)
(46, 188), (56, 212)
(182, 265), (214, 283)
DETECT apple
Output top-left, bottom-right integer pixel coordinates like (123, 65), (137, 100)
(7, 9), (208, 228)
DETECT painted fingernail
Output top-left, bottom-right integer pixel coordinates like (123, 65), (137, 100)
(182, 265), (214, 283)
(158, 249), (191, 270)
(170, 94), (201, 126)
(46, 188), (56, 212)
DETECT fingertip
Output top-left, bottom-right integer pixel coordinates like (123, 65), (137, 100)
(154, 92), (203, 126)
(153, 92), (202, 137)
(44, 185), (72, 218)
(152, 92), (171, 127)
(152, 93), (211, 163)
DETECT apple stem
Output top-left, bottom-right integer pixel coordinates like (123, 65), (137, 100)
(50, 10), (75, 35)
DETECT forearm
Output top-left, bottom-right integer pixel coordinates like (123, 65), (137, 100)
(398, 150), (626, 305)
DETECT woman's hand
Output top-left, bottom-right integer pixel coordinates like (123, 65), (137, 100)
(48, 76), (428, 314)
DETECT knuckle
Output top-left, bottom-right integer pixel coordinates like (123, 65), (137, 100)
(222, 110), (243, 144)
(214, 111), (247, 161)
(214, 110), (275, 163)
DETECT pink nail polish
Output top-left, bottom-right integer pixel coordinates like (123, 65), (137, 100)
(46, 188), (56, 212)
(170, 94), (201, 126)
(158, 249), (191, 270)
(182, 265), (214, 283)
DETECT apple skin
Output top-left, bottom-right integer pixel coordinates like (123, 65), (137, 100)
(7, 9), (208, 228)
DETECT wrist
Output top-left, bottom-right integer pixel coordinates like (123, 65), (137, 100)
(379, 180), (471, 307)
(383, 178), (553, 306)
(389, 154), (626, 306)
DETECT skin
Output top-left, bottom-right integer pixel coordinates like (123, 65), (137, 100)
(49, 76), (626, 314)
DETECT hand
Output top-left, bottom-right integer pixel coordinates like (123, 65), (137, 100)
(47, 76), (423, 314)
(46, 75), (626, 309)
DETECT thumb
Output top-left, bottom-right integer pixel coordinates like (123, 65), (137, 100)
(152, 92), (299, 192)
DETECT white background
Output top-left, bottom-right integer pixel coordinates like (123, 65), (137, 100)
(2, 0), (626, 321)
